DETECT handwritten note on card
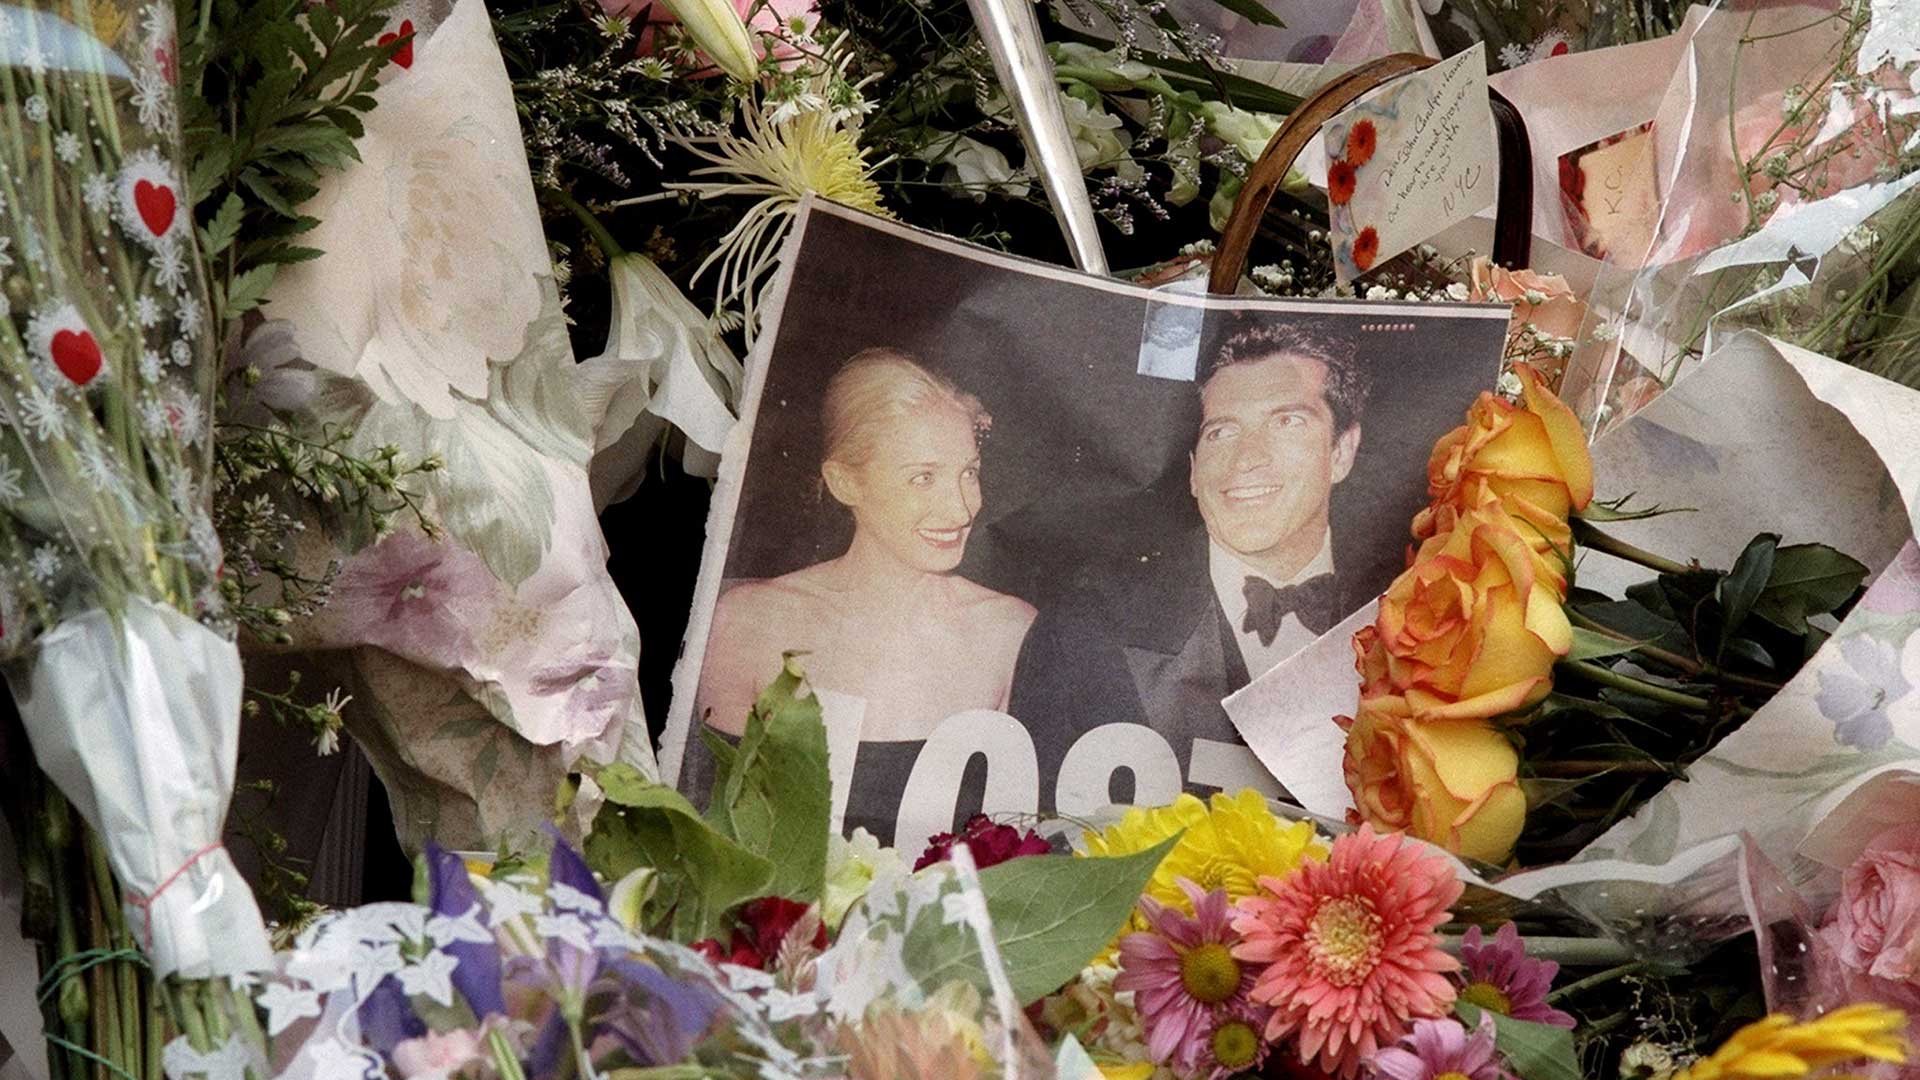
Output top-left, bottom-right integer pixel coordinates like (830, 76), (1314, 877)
(1559, 122), (1660, 265)
(1323, 43), (1497, 283)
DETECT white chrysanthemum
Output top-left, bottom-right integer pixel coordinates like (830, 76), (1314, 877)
(115, 147), (185, 249)
(658, 61), (885, 335)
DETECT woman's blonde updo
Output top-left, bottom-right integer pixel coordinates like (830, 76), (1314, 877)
(821, 347), (991, 468)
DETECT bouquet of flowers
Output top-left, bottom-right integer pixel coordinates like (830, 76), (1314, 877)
(0, 0), (272, 1072)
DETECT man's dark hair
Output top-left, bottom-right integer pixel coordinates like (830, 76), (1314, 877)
(1199, 318), (1372, 435)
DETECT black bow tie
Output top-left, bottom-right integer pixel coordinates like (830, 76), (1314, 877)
(1242, 572), (1339, 645)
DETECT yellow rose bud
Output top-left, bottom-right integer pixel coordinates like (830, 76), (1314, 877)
(1340, 694), (1527, 865)
(1376, 504), (1574, 721)
(1416, 363), (1594, 542)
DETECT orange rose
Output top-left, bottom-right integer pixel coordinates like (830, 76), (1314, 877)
(1414, 479), (1570, 598)
(1375, 502), (1573, 721)
(1339, 694), (1526, 865)
(1469, 257), (1586, 345)
(1418, 363), (1594, 539)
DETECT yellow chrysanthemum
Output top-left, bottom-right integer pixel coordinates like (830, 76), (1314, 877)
(1674, 1005), (1910, 1080)
(1080, 789), (1327, 935)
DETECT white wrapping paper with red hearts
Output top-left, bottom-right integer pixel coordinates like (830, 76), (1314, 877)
(242, 0), (676, 850)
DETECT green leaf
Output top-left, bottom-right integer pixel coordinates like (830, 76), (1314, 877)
(1716, 533), (1778, 647)
(1567, 626), (1652, 662)
(1455, 1003), (1581, 1080)
(1751, 543), (1869, 634)
(979, 837), (1177, 1003)
(705, 655), (831, 903)
(224, 264), (280, 315)
(586, 762), (774, 941)
(239, 169), (301, 217)
(1204, 0), (1285, 26)
(201, 193), (246, 257)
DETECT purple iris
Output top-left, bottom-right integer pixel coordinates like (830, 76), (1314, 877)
(425, 843), (506, 1020)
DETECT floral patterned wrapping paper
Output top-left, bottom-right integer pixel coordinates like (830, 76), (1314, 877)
(245, 0), (664, 851)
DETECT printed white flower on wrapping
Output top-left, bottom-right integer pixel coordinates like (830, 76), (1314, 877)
(256, 983), (322, 1037)
(396, 949), (461, 1006)
(426, 903), (494, 946)
(115, 148), (185, 249)
(131, 67), (173, 132)
(25, 302), (107, 388)
(0, 461), (23, 502)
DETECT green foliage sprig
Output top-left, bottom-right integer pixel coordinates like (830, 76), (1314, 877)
(176, 0), (403, 322)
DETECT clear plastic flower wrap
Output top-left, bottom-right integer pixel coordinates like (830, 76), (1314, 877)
(1554, 0), (1920, 435)
(0, 0), (269, 977)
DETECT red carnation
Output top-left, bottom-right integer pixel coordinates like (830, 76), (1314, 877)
(691, 896), (826, 970)
(914, 814), (1052, 871)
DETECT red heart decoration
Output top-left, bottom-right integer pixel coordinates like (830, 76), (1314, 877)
(1549, 41), (1570, 56)
(378, 20), (415, 69)
(133, 180), (176, 237)
(50, 329), (102, 386)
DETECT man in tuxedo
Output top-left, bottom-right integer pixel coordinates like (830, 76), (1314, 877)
(1010, 318), (1369, 809)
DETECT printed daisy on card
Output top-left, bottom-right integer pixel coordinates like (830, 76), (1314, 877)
(25, 302), (108, 390)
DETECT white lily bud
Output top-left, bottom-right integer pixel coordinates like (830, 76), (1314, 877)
(657, 0), (758, 84)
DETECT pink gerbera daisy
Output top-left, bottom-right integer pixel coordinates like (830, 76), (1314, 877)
(1231, 826), (1464, 1078)
(1369, 1014), (1512, 1080)
(1117, 879), (1272, 1078)
(1457, 923), (1576, 1029)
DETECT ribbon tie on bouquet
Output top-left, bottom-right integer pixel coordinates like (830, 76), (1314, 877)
(1243, 573), (1340, 644)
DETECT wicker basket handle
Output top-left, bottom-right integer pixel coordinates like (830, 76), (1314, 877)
(1208, 53), (1534, 295)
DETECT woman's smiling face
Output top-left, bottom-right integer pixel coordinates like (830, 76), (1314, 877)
(832, 405), (983, 574)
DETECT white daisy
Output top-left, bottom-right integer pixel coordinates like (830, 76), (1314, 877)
(27, 546), (62, 583)
(174, 294), (202, 336)
(0, 461), (24, 502)
(77, 443), (121, 492)
(23, 95), (48, 123)
(53, 132), (80, 164)
(150, 242), (188, 291)
(135, 294), (162, 327)
(140, 2), (171, 46)
(19, 387), (67, 441)
(138, 397), (173, 438)
(131, 68), (172, 133)
(81, 173), (112, 213)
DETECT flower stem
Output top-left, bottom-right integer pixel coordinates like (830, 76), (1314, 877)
(1571, 519), (1695, 576)
(1545, 960), (1650, 1004)
(549, 189), (626, 260)
(1527, 759), (1673, 776)
(1558, 660), (1715, 712)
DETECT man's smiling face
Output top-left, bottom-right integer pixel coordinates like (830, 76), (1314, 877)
(1190, 352), (1358, 566)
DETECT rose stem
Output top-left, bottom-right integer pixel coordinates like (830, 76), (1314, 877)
(1571, 519), (1696, 576)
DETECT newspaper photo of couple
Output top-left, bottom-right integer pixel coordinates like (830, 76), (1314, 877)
(662, 201), (1512, 853)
